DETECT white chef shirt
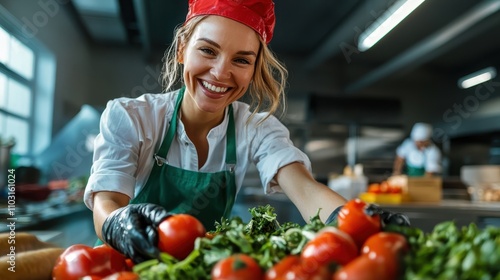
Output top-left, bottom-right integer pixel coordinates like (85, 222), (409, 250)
(396, 138), (442, 173)
(84, 89), (311, 209)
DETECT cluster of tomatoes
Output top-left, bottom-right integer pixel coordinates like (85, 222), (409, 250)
(51, 244), (138, 280)
(367, 181), (403, 194)
(53, 200), (409, 280)
(212, 199), (410, 280)
(52, 214), (207, 280)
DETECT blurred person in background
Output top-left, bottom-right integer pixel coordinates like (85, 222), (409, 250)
(393, 122), (442, 177)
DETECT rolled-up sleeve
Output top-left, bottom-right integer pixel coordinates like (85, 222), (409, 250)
(250, 116), (311, 194)
(84, 99), (141, 209)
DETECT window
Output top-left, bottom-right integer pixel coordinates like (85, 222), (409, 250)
(0, 5), (55, 160)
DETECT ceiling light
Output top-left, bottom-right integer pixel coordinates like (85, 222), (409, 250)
(458, 67), (497, 89)
(358, 0), (426, 52)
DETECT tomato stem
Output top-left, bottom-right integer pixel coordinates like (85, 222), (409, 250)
(233, 257), (249, 270)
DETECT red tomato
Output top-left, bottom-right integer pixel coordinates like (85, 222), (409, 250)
(102, 271), (140, 280)
(360, 232), (409, 280)
(367, 184), (381, 194)
(266, 255), (333, 280)
(332, 255), (389, 280)
(211, 254), (264, 280)
(158, 214), (206, 260)
(301, 227), (358, 268)
(286, 264), (332, 280)
(379, 181), (390, 193)
(391, 186), (403, 194)
(337, 199), (381, 248)
(362, 232), (409, 256)
(265, 255), (301, 280)
(52, 244), (129, 280)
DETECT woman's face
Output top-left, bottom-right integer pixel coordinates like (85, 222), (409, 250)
(180, 16), (261, 115)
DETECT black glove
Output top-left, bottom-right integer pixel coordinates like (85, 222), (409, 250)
(101, 203), (172, 264)
(325, 205), (343, 225)
(325, 204), (410, 227)
(365, 204), (411, 227)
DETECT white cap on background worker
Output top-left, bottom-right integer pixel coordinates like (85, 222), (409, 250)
(411, 122), (433, 142)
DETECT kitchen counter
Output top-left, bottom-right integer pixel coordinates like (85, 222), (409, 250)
(379, 199), (500, 212)
(378, 200), (500, 232)
(0, 201), (89, 232)
(0, 200), (96, 247)
(232, 187), (500, 232)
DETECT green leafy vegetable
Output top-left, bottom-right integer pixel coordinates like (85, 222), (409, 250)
(134, 205), (500, 280)
(134, 205), (326, 279)
(387, 221), (500, 280)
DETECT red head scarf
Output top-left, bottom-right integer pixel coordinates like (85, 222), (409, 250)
(185, 0), (276, 44)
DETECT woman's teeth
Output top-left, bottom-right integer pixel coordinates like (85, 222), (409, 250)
(202, 81), (228, 93)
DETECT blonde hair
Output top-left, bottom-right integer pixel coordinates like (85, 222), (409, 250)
(161, 16), (288, 124)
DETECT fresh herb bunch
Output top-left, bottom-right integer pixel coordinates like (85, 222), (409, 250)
(387, 221), (500, 280)
(134, 205), (326, 280)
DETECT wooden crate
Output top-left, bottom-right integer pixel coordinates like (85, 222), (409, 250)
(388, 176), (442, 202)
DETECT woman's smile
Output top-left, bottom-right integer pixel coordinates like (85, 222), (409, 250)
(201, 80), (229, 93)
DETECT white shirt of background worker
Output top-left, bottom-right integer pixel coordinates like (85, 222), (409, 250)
(393, 123), (442, 177)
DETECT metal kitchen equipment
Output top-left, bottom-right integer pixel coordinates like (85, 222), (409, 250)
(461, 165), (500, 202)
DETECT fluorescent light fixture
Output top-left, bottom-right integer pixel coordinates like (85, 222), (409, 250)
(358, 0), (426, 52)
(458, 66), (497, 89)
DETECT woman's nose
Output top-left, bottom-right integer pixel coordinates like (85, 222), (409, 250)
(210, 59), (231, 80)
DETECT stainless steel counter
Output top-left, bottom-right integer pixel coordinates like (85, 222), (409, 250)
(232, 188), (500, 233)
(379, 200), (500, 232)
(380, 199), (500, 212)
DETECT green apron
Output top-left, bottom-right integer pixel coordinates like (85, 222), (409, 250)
(97, 88), (237, 245)
(132, 88), (237, 230)
(406, 165), (425, 177)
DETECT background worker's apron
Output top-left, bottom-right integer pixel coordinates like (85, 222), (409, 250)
(406, 150), (426, 177)
(132, 88), (237, 230)
(96, 88), (237, 246)
(406, 164), (425, 177)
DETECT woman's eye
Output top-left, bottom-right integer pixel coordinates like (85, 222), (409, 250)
(200, 48), (215, 55)
(235, 58), (251, 65)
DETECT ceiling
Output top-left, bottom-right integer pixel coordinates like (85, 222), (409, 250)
(70, 0), (500, 97)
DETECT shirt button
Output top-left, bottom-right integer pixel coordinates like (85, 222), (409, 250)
(185, 142), (189, 146)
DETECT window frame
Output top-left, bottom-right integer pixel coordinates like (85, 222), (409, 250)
(0, 4), (56, 159)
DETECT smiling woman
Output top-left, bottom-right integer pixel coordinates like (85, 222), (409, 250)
(83, 0), (407, 266)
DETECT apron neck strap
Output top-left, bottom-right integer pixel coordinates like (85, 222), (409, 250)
(225, 104), (236, 169)
(156, 87), (184, 158)
(156, 87), (237, 167)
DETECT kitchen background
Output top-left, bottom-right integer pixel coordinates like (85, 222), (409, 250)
(1, 0), (500, 247)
